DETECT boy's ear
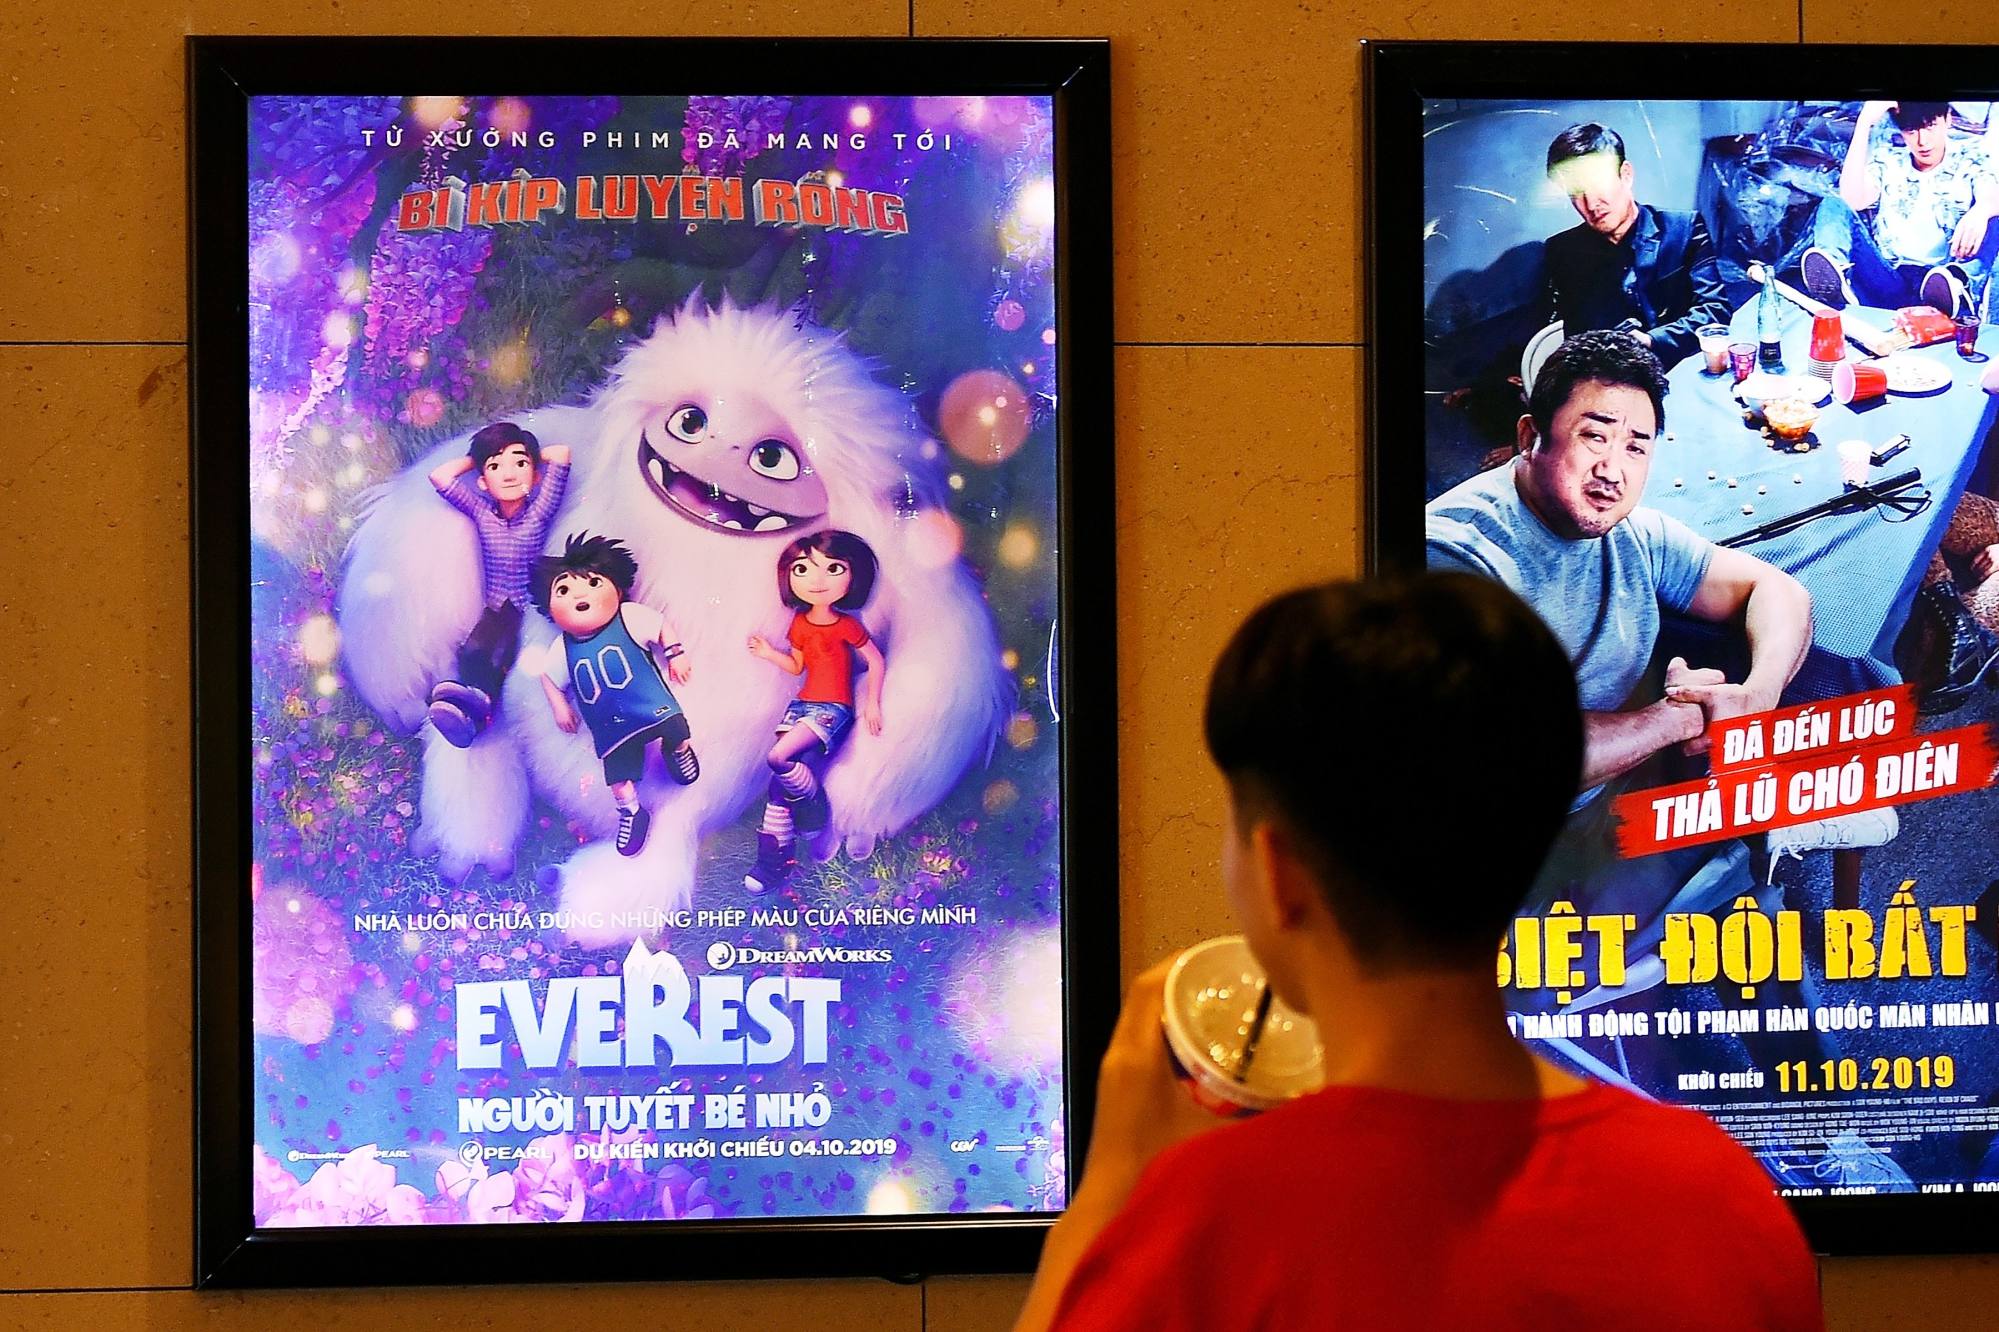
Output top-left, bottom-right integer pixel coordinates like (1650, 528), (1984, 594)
(1255, 822), (1318, 931)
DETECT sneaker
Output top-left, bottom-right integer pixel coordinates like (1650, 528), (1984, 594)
(429, 680), (493, 726)
(667, 742), (700, 786)
(1800, 246), (1853, 310)
(744, 833), (794, 895)
(615, 804), (651, 857)
(1767, 806), (1899, 861)
(427, 699), (480, 748)
(1922, 263), (1970, 317)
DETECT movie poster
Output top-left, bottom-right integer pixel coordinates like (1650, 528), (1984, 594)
(1420, 97), (1999, 1197)
(246, 93), (1068, 1226)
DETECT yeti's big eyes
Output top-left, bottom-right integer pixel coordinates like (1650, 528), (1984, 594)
(666, 405), (709, 443)
(749, 439), (801, 481)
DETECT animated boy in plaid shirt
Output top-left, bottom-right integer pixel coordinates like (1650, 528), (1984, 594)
(425, 422), (572, 746)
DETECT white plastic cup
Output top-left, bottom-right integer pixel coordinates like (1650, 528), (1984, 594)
(1697, 324), (1731, 375)
(1838, 439), (1873, 488)
(1161, 936), (1325, 1116)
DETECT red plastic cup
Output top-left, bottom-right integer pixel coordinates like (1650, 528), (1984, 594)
(1811, 312), (1845, 363)
(1832, 360), (1889, 405)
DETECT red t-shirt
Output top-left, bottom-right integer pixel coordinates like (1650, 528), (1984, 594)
(1053, 1082), (1822, 1332)
(790, 611), (870, 705)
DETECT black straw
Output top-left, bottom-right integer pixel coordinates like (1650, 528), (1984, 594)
(1234, 985), (1276, 1083)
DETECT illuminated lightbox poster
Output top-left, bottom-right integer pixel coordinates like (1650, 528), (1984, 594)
(191, 38), (1115, 1286)
(1370, 42), (1999, 1254)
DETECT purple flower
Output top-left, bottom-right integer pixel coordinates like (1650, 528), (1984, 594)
(260, 1145), (425, 1226)
(683, 96), (791, 175)
(509, 1135), (587, 1221)
(250, 1144), (301, 1220)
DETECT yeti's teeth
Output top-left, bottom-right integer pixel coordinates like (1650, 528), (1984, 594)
(754, 514), (789, 532)
(647, 456), (668, 489)
(745, 502), (770, 517)
(722, 519), (745, 530)
(704, 512), (722, 523)
(721, 491), (739, 503)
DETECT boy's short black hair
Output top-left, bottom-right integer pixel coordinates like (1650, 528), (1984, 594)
(1527, 328), (1669, 440)
(469, 421), (542, 468)
(531, 532), (639, 616)
(1890, 101), (1952, 132)
(777, 530), (878, 611)
(1546, 122), (1626, 176)
(1202, 573), (1583, 971)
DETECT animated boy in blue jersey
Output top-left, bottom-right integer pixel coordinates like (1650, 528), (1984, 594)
(531, 534), (700, 856)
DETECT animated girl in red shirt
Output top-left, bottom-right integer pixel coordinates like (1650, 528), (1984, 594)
(744, 530), (887, 893)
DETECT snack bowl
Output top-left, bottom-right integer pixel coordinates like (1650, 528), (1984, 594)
(1736, 371), (1831, 415)
(1763, 396), (1822, 442)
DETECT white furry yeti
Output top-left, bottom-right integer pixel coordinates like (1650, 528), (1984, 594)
(339, 297), (1012, 945)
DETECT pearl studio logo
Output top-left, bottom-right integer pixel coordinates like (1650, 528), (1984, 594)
(706, 940), (895, 970)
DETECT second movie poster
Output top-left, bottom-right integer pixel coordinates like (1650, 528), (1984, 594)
(1419, 92), (1999, 1200)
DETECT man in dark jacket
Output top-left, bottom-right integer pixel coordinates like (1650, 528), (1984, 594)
(1542, 122), (1732, 371)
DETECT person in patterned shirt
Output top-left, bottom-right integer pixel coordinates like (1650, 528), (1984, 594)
(1803, 100), (1999, 316)
(425, 422), (571, 747)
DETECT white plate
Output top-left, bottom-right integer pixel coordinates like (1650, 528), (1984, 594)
(1734, 372), (1832, 408)
(1879, 354), (1953, 395)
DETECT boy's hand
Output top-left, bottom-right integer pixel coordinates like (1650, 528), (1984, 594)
(1074, 958), (1225, 1210)
(552, 700), (580, 734)
(668, 656), (692, 686)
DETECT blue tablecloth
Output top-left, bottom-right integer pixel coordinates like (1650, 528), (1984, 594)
(1645, 301), (1998, 699)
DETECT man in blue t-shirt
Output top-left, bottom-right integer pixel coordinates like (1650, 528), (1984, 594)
(1427, 332), (1813, 980)
(1428, 330), (1812, 808)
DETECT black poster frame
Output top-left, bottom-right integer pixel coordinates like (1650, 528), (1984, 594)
(190, 35), (1117, 1288)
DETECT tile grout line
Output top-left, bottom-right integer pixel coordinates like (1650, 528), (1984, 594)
(2, 339), (1365, 351)
(1121, 340), (1363, 348)
(0, 1285), (189, 1297)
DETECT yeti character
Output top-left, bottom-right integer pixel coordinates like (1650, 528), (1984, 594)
(338, 296), (1013, 944)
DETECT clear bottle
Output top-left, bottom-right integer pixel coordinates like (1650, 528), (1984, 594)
(1759, 265), (1785, 370)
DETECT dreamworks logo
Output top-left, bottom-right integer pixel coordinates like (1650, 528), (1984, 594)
(706, 941), (894, 970)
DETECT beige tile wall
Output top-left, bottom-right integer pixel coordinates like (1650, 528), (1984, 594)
(1, 2), (1993, 1325)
